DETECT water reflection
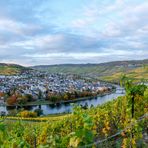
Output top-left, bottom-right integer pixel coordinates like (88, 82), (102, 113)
(0, 87), (125, 115)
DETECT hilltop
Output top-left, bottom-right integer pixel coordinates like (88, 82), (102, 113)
(32, 59), (148, 82)
(32, 59), (148, 74)
(0, 63), (29, 75)
(0, 59), (148, 82)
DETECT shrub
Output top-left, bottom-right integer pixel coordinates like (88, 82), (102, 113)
(6, 95), (17, 105)
(18, 110), (37, 118)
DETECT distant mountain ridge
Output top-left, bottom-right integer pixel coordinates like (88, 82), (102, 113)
(0, 59), (148, 81)
(31, 59), (148, 74)
(31, 59), (148, 82)
(32, 59), (148, 68)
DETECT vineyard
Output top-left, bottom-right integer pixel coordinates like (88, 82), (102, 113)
(0, 81), (148, 148)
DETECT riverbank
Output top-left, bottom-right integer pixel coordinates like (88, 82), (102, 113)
(4, 89), (116, 107)
(0, 86), (125, 115)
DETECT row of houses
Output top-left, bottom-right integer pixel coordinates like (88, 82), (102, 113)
(0, 71), (110, 100)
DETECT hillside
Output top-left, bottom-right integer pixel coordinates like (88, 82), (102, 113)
(32, 59), (148, 74)
(32, 59), (148, 82)
(0, 59), (148, 81)
(0, 63), (28, 75)
(101, 66), (148, 83)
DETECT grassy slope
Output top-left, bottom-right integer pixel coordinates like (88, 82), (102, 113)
(0, 60), (147, 81)
(32, 64), (128, 75)
(101, 66), (148, 83)
(32, 59), (148, 82)
(0, 64), (28, 75)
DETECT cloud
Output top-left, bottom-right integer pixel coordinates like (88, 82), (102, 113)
(102, 22), (121, 37)
(11, 34), (64, 51)
(72, 18), (95, 28)
(22, 48), (147, 65)
(0, 0), (147, 66)
(0, 16), (44, 35)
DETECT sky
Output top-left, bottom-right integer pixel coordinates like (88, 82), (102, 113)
(0, 0), (148, 66)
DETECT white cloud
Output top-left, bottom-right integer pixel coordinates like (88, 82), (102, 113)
(0, 17), (24, 35)
(0, 0), (147, 65)
(24, 52), (107, 59)
(103, 22), (121, 37)
(71, 17), (96, 28)
(137, 25), (148, 35)
(24, 49), (146, 59)
(11, 34), (64, 51)
(0, 16), (42, 36)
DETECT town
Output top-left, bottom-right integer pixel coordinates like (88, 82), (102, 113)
(0, 70), (113, 106)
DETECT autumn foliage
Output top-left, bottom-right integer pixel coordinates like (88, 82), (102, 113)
(6, 95), (17, 105)
(18, 110), (37, 118)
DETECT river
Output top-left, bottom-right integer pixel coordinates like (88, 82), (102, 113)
(0, 86), (125, 115)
